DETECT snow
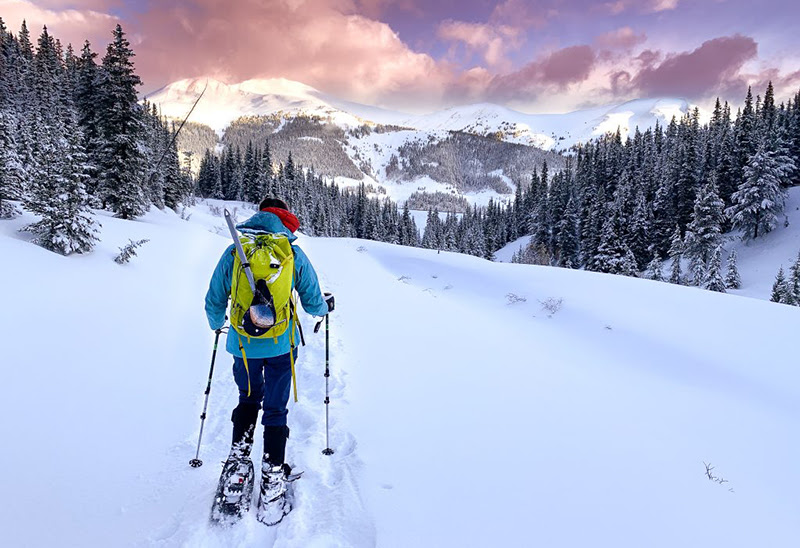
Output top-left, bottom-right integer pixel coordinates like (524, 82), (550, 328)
(148, 77), (694, 150)
(724, 186), (800, 300)
(494, 234), (532, 262)
(146, 77), (365, 134)
(3, 199), (799, 547)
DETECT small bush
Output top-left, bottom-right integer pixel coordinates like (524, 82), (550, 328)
(539, 297), (563, 317)
(115, 239), (150, 264)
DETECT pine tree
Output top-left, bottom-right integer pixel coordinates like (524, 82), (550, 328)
(771, 266), (790, 304)
(726, 142), (790, 240)
(75, 41), (101, 198)
(556, 196), (580, 267)
(724, 250), (742, 289)
(95, 24), (147, 219)
(23, 116), (99, 254)
(591, 215), (638, 276)
(702, 246), (726, 292)
(421, 209), (441, 249)
(0, 111), (23, 218)
(787, 251), (800, 306)
(668, 225), (684, 284)
(645, 254), (664, 281)
(684, 179), (724, 273)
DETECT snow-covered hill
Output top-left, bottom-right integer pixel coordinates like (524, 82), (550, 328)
(150, 78), (692, 209)
(1, 201), (799, 547)
(148, 77), (366, 133)
(495, 187), (800, 303)
(149, 77), (690, 150)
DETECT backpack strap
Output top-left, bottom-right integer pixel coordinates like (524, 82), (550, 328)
(236, 333), (252, 398)
(289, 297), (298, 403)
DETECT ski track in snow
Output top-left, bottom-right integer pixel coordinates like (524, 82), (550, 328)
(143, 241), (376, 547)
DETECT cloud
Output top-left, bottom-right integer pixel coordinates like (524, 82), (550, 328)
(437, 20), (522, 68)
(603, 0), (681, 14)
(132, 0), (450, 110)
(1, 0), (119, 48)
(490, 0), (550, 29)
(595, 27), (646, 50)
(486, 44), (596, 102)
(633, 35), (758, 97)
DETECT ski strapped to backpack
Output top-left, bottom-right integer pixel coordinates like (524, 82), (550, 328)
(224, 209), (302, 402)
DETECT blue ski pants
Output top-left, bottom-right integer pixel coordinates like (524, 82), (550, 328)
(231, 350), (297, 427)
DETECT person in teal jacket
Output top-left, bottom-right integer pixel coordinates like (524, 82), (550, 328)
(205, 197), (333, 471)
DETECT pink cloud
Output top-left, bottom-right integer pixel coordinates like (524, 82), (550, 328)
(634, 35), (758, 97)
(486, 44), (596, 102)
(354, 0), (421, 19)
(437, 20), (522, 68)
(603, 0), (681, 14)
(1, 0), (119, 49)
(132, 0), (450, 111)
(490, 0), (550, 29)
(595, 26), (646, 49)
(30, 0), (120, 9)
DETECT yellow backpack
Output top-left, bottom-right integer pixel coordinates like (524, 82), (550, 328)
(229, 233), (295, 341)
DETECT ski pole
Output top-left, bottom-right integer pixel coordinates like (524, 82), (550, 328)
(315, 315), (334, 456)
(190, 328), (225, 468)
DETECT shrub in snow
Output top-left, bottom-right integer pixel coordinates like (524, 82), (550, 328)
(539, 297), (563, 316)
(506, 293), (527, 304)
(115, 239), (150, 264)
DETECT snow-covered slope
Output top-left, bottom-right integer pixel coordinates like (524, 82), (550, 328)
(148, 77), (365, 133)
(149, 77), (690, 150)
(495, 187), (800, 304)
(2, 202), (798, 547)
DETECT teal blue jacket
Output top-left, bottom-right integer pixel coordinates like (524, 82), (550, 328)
(205, 211), (329, 358)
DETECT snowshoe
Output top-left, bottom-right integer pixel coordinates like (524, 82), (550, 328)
(256, 460), (303, 526)
(209, 449), (255, 526)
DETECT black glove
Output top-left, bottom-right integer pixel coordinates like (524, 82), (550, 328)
(324, 292), (335, 313)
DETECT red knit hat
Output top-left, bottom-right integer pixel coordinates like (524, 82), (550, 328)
(261, 207), (300, 233)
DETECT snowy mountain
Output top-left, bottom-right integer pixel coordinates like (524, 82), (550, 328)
(1, 199), (799, 547)
(149, 78), (692, 207)
(149, 77), (689, 149)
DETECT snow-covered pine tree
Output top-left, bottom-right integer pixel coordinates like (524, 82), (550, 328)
(75, 40), (101, 200)
(726, 141), (790, 240)
(771, 266), (790, 304)
(702, 246), (726, 292)
(668, 225), (684, 285)
(0, 111), (24, 218)
(242, 141), (260, 203)
(591, 215), (638, 276)
(556, 196), (580, 267)
(421, 209), (441, 249)
(95, 25), (147, 219)
(684, 178), (724, 274)
(162, 126), (188, 210)
(787, 251), (800, 306)
(645, 254), (664, 281)
(724, 249), (742, 289)
(23, 116), (99, 254)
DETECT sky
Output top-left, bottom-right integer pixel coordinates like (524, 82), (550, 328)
(3, 0), (800, 114)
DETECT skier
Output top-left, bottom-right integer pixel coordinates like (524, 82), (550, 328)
(205, 197), (334, 524)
